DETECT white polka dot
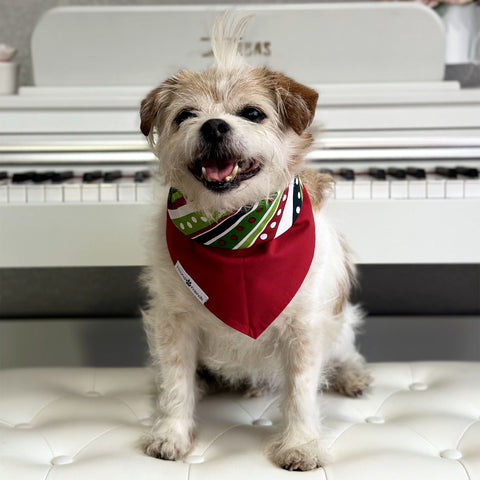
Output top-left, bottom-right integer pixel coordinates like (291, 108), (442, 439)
(191, 217), (197, 223)
(283, 194), (287, 201)
(298, 192), (301, 199)
(260, 234), (268, 240)
(270, 222), (277, 229)
(296, 206), (301, 214)
(187, 222), (192, 229)
(180, 223), (185, 230)
(277, 209), (282, 216)
(201, 217), (208, 222)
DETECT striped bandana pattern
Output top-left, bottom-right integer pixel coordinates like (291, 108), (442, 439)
(167, 176), (304, 249)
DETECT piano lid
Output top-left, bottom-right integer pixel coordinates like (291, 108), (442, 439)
(31, 3), (445, 88)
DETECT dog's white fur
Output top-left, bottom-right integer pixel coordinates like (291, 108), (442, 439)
(140, 13), (371, 471)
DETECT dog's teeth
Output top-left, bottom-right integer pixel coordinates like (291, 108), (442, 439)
(201, 166), (207, 179)
(224, 164), (239, 182)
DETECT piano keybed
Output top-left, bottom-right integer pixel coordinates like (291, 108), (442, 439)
(1, 161), (480, 204)
(0, 167), (154, 204)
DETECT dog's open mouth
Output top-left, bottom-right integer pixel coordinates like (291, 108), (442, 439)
(188, 157), (261, 192)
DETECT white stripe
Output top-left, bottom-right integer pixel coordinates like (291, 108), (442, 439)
(168, 203), (194, 220)
(274, 180), (294, 238)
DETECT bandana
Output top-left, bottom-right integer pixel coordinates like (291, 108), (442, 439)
(166, 176), (315, 339)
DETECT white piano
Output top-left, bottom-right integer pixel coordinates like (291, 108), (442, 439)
(0, 4), (479, 279)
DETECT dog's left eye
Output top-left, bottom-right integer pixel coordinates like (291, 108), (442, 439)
(237, 106), (266, 123)
(175, 110), (197, 125)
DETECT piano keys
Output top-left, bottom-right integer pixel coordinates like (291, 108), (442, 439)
(0, 168), (154, 203)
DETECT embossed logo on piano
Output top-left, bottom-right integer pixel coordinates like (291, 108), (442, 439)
(201, 37), (271, 58)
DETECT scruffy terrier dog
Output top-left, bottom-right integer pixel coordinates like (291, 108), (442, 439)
(140, 13), (371, 471)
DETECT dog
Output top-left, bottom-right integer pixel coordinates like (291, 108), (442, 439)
(139, 12), (372, 471)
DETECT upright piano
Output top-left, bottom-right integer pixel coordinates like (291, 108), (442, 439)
(1, 4), (479, 319)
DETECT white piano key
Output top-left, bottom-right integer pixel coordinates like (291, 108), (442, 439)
(389, 180), (408, 199)
(8, 185), (27, 203)
(82, 184), (100, 202)
(334, 180), (353, 199)
(64, 184), (82, 202)
(118, 183), (136, 202)
(371, 180), (389, 199)
(445, 179), (464, 198)
(353, 180), (371, 199)
(427, 179), (445, 198)
(45, 185), (64, 203)
(136, 183), (154, 203)
(100, 183), (118, 202)
(465, 179), (480, 198)
(0, 185), (7, 203)
(27, 185), (45, 203)
(408, 180), (427, 199)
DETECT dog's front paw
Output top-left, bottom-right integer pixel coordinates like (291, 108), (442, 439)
(268, 438), (330, 471)
(143, 428), (194, 461)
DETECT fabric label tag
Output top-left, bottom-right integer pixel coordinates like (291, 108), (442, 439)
(174, 261), (209, 305)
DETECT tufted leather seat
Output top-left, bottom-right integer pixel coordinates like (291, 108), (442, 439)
(1, 362), (479, 479)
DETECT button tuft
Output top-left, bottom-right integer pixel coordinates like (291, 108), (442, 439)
(14, 423), (32, 429)
(409, 382), (428, 391)
(252, 418), (273, 426)
(51, 455), (74, 466)
(440, 449), (462, 460)
(365, 416), (385, 424)
(184, 455), (204, 464)
(85, 390), (101, 397)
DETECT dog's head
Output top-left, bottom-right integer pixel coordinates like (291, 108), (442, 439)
(140, 13), (318, 213)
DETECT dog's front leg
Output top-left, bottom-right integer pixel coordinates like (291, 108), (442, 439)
(268, 322), (330, 471)
(143, 311), (198, 461)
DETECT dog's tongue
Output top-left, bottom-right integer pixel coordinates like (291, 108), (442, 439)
(202, 157), (236, 182)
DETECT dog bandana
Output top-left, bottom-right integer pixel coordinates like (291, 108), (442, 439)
(166, 176), (316, 339)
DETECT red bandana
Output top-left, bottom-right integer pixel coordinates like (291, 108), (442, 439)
(166, 183), (316, 339)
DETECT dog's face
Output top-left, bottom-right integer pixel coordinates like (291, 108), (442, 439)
(140, 65), (318, 213)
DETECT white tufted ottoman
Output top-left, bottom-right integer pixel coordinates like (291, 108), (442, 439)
(1, 362), (479, 479)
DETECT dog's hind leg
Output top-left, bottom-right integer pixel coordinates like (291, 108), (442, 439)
(327, 304), (372, 397)
(142, 308), (199, 461)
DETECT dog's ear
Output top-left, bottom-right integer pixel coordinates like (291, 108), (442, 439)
(267, 71), (318, 135)
(140, 78), (177, 136)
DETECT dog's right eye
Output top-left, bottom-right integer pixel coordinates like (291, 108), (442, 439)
(175, 110), (197, 125)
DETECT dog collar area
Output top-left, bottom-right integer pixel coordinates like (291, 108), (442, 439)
(166, 176), (316, 339)
(167, 176), (304, 250)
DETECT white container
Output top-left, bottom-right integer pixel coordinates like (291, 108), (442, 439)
(442, 3), (479, 64)
(0, 62), (18, 94)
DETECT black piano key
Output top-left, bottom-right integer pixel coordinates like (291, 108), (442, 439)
(0, 171), (7, 181)
(33, 171), (55, 183)
(406, 167), (426, 179)
(83, 170), (103, 182)
(134, 170), (152, 182)
(368, 168), (386, 180)
(319, 168), (334, 176)
(52, 171), (74, 183)
(456, 166), (479, 178)
(12, 171), (35, 183)
(435, 167), (457, 179)
(387, 167), (406, 179)
(103, 170), (122, 182)
(339, 168), (355, 181)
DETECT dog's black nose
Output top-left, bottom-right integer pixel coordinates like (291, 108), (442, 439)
(200, 119), (231, 143)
